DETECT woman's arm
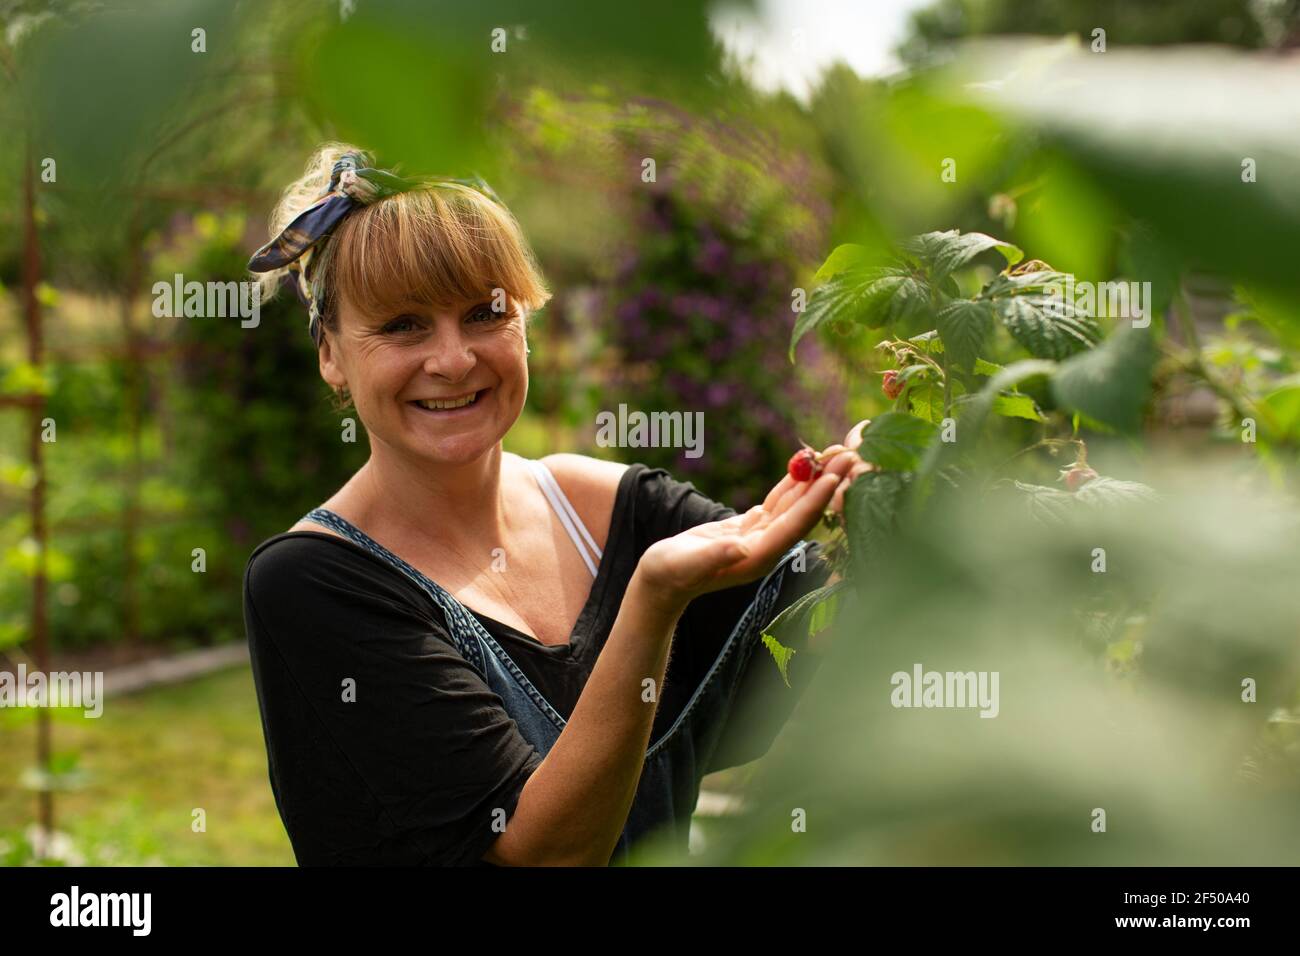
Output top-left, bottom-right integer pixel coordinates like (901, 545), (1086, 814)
(486, 465), (847, 866)
(483, 568), (688, 866)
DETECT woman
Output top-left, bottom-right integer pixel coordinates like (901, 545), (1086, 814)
(241, 143), (871, 867)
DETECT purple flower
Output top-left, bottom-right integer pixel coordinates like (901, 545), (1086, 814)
(617, 297), (642, 322)
(695, 236), (729, 276)
(698, 297), (725, 322)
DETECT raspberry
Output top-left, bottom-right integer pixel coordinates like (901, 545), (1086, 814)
(882, 369), (905, 400)
(1062, 464), (1099, 492)
(788, 448), (823, 482)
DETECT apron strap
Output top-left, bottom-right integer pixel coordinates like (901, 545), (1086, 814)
(298, 507), (488, 676)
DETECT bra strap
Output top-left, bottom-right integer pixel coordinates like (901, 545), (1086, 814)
(525, 459), (601, 577)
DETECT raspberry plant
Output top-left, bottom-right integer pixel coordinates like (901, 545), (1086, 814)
(761, 229), (1162, 682)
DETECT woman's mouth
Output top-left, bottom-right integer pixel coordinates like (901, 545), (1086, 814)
(409, 388), (489, 416)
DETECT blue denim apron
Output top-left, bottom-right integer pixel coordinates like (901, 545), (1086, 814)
(299, 505), (809, 865)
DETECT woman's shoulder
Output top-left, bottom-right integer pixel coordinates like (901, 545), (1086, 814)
(535, 452), (632, 495)
(243, 525), (420, 611)
(533, 453), (638, 539)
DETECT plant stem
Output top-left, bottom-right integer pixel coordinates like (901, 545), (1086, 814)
(941, 351), (952, 418)
(1171, 288), (1281, 438)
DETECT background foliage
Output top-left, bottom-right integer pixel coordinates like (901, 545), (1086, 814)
(2, 0), (1299, 865)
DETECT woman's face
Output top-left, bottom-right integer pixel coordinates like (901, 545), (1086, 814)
(321, 290), (528, 465)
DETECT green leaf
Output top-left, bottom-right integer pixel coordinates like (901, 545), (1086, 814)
(908, 383), (945, 423)
(813, 243), (872, 282)
(844, 470), (913, 579)
(935, 299), (995, 372)
(897, 363), (932, 384)
(808, 588), (842, 636)
(902, 229), (1023, 281)
(907, 332), (1001, 375)
(996, 297), (1103, 361)
(855, 412), (938, 470)
(792, 267), (932, 359)
(910, 359), (1057, 511)
(908, 378), (967, 423)
(1051, 324), (1157, 433)
(980, 271), (1102, 360)
(1262, 385), (1300, 439)
(992, 392), (1046, 422)
(760, 634), (797, 688)
(760, 580), (849, 687)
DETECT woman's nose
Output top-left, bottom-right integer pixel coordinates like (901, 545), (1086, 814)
(421, 329), (476, 380)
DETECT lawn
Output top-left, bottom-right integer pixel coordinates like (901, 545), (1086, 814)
(0, 665), (295, 866)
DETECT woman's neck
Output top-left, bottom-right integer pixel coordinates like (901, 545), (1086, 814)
(344, 443), (516, 556)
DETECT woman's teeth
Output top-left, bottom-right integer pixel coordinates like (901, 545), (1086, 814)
(415, 391), (480, 410)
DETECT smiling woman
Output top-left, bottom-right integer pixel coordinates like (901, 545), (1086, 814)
(240, 142), (863, 867)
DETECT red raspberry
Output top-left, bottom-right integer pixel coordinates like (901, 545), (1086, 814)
(1062, 464), (1099, 492)
(787, 448), (823, 482)
(882, 369), (905, 400)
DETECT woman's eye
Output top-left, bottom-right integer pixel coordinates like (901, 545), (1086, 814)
(384, 316), (418, 333)
(468, 305), (502, 323)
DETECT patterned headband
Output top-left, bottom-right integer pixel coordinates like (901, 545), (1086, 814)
(246, 150), (502, 345)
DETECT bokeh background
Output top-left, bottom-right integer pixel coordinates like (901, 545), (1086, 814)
(2, 0), (1299, 865)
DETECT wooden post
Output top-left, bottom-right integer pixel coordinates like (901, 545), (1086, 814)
(22, 141), (53, 847)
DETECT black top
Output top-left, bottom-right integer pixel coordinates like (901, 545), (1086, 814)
(243, 462), (831, 866)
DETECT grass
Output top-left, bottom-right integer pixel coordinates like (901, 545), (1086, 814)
(0, 665), (295, 866)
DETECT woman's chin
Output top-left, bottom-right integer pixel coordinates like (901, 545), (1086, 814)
(411, 436), (495, 465)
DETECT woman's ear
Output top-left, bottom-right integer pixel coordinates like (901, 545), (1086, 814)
(319, 332), (347, 392)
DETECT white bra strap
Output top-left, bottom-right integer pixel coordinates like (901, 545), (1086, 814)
(526, 458), (601, 577)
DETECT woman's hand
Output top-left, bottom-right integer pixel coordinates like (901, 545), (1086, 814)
(758, 419), (877, 526)
(823, 418), (876, 520)
(636, 431), (870, 605)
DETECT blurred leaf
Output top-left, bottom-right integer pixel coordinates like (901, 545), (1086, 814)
(1262, 385), (1300, 439)
(1013, 153), (1117, 283)
(0, 361), (55, 396)
(950, 41), (1300, 295)
(1011, 480), (1076, 525)
(844, 468), (911, 554)
(1074, 476), (1160, 508)
(304, 13), (496, 180)
(991, 392), (1045, 422)
(813, 243), (871, 282)
(1051, 325), (1157, 432)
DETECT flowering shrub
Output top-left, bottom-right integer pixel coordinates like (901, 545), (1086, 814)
(593, 113), (847, 509)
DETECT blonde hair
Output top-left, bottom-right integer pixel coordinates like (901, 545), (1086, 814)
(252, 142), (551, 353)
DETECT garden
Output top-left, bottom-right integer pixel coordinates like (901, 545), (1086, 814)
(1, 0), (1299, 867)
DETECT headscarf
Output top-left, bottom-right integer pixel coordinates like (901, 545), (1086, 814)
(246, 150), (502, 345)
